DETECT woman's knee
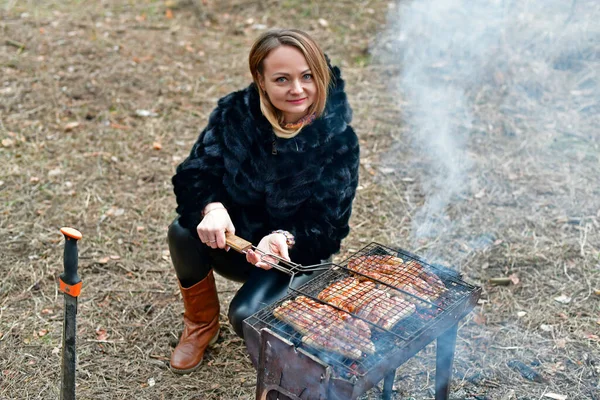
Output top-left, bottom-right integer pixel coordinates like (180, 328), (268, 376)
(168, 217), (211, 285)
(168, 218), (191, 248)
(227, 270), (289, 338)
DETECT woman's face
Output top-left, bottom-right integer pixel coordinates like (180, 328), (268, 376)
(259, 45), (317, 124)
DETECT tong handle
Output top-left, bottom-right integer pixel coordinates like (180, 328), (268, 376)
(225, 233), (253, 253)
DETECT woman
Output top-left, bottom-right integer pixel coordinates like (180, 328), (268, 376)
(168, 29), (359, 374)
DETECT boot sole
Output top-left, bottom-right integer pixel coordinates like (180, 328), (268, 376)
(170, 328), (220, 375)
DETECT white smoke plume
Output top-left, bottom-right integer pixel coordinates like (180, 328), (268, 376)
(373, 0), (600, 265)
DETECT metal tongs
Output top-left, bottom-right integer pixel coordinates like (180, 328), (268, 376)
(225, 233), (331, 278)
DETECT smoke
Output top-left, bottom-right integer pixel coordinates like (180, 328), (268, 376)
(373, 0), (600, 264)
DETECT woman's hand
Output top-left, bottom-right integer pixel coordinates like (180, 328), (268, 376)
(246, 233), (290, 270)
(197, 203), (235, 250)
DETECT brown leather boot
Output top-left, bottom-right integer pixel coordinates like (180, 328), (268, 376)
(170, 270), (220, 374)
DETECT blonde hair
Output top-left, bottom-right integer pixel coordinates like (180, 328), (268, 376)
(249, 29), (330, 138)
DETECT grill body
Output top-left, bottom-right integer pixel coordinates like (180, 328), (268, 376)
(243, 243), (481, 400)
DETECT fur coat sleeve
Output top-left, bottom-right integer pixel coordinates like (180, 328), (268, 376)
(171, 100), (231, 230)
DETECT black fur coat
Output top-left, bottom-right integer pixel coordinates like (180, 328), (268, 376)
(172, 64), (359, 265)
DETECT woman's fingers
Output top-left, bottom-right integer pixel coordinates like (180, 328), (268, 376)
(246, 250), (273, 270)
(215, 231), (226, 249)
(198, 227), (220, 249)
(246, 249), (260, 265)
(256, 262), (272, 270)
(197, 212), (235, 249)
(196, 227), (207, 244)
(273, 236), (290, 261)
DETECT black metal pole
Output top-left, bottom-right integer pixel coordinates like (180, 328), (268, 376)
(382, 368), (396, 400)
(59, 227), (82, 400)
(435, 323), (458, 400)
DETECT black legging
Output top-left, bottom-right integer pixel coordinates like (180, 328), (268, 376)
(168, 218), (326, 338)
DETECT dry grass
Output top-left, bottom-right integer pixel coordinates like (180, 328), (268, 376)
(1, 0), (599, 399)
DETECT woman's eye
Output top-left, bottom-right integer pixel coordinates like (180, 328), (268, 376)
(276, 77), (287, 83)
(303, 74), (312, 80)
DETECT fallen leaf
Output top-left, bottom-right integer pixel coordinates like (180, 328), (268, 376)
(165, 8), (173, 19)
(98, 257), (110, 264)
(474, 189), (485, 199)
(30, 176), (40, 183)
(95, 328), (108, 341)
(148, 377), (156, 387)
(540, 324), (553, 332)
(2, 138), (14, 147)
(106, 207), (125, 217)
(136, 226), (145, 232)
(543, 393), (567, 400)
(318, 18), (329, 27)
(378, 167), (395, 174)
(473, 313), (486, 325)
(517, 311), (527, 317)
(135, 109), (158, 118)
(109, 255), (121, 260)
(109, 122), (130, 130)
(554, 295), (571, 304)
(584, 333), (599, 341)
(64, 122), (80, 132)
(508, 273), (519, 285)
(38, 329), (48, 337)
(153, 142), (162, 150)
(594, 289), (600, 296)
(48, 168), (62, 177)
(555, 338), (566, 349)
(52, 347), (60, 355)
(41, 308), (53, 315)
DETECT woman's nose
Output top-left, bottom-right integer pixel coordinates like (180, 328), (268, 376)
(290, 80), (303, 94)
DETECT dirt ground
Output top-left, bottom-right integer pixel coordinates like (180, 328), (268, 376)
(1, 0), (599, 399)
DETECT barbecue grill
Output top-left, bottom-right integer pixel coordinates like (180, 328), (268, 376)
(241, 242), (481, 400)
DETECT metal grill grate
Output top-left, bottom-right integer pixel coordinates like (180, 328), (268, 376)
(244, 242), (479, 379)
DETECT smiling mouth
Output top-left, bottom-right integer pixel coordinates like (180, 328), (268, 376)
(287, 98), (307, 104)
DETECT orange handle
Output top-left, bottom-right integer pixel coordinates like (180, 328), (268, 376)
(59, 227), (83, 297)
(60, 227), (82, 240)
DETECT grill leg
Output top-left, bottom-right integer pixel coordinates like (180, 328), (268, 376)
(435, 323), (458, 400)
(382, 368), (396, 400)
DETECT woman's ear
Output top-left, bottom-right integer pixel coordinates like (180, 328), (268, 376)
(258, 75), (266, 92)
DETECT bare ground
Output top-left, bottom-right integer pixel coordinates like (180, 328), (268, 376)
(1, 0), (599, 399)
